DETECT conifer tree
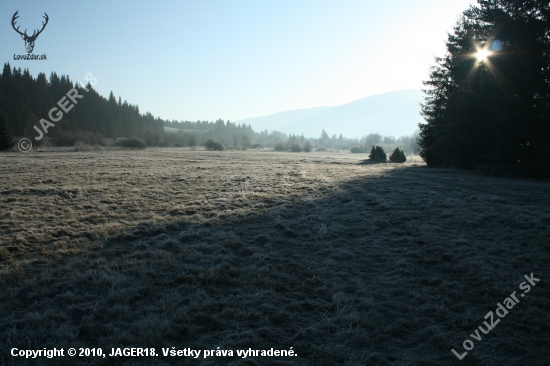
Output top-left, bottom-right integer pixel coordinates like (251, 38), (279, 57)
(369, 145), (376, 159)
(0, 111), (14, 151)
(369, 145), (387, 162)
(389, 147), (406, 163)
(419, 0), (550, 176)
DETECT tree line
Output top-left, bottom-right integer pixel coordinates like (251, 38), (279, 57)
(0, 62), (419, 153)
(0, 63), (265, 148)
(0, 63), (165, 146)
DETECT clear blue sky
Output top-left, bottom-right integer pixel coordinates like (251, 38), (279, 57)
(0, 0), (473, 122)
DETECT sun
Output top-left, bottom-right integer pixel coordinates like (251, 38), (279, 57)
(476, 49), (492, 62)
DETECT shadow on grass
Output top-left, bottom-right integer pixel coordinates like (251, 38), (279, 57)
(2, 166), (549, 366)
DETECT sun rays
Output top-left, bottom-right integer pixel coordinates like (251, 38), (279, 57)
(460, 41), (502, 84)
(476, 49), (492, 62)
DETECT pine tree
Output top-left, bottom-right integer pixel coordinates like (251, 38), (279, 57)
(369, 145), (387, 162)
(376, 146), (387, 162)
(419, 0), (550, 176)
(389, 147), (407, 163)
(0, 111), (15, 151)
(318, 129), (329, 147)
(369, 145), (376, 159)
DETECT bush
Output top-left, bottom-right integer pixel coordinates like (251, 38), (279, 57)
(274, 142), (286, 151)
(204, 139), (225, 151)
(369, 145), (387, 162)
(389, 147), (407, 163)
(53, 131), (105, 147)
(73, 142), (103, 152)
(73, 141), (92, 152)
(251, 143), (264, 149)
(350, 146), (363, 153)
(289, 142), (302, 152)
(303, 141), (312, 152)
(115, 137), (147, 149)
(315, 147), (327, 152)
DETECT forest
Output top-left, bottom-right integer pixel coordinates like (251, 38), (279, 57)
(0, 63), (164, 146)
(0, 62), (418, 153)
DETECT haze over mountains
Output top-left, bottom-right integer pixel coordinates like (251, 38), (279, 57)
(235, 89), (424, 138)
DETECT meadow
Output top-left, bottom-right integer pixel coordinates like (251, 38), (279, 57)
(0, 149), (549, 365)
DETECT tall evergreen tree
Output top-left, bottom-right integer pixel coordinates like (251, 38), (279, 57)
(0, 64), (165, 143)
(419, 0), (550, 176)
(0, 111), (14, 151)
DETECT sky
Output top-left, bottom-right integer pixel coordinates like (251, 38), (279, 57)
(0, 0), (474, 122)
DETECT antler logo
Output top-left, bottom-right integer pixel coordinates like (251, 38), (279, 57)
(11, 10), (49, 54)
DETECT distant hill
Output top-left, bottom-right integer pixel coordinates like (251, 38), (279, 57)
(235, 89), (424, 138)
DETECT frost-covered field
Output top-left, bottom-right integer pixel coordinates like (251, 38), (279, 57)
(0, 149), (549, 365)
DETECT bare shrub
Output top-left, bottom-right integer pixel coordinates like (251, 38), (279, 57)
(73, 141), (92, 152)
(54, 131), (105, 147)
(405, 154), (423, 164)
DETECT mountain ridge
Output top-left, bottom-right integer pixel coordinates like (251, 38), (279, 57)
(235, 89), (424, 138)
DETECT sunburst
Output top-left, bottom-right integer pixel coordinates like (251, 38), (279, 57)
(476, 49), (492, 62)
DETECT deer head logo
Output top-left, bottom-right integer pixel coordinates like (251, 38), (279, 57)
(12, 11), (49, 54)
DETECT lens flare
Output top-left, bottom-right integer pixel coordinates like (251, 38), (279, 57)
(476, 49), (491, 61)
(490, 40), (503, 52)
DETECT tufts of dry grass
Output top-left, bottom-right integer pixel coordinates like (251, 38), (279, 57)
(0, 149), (549, 365)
